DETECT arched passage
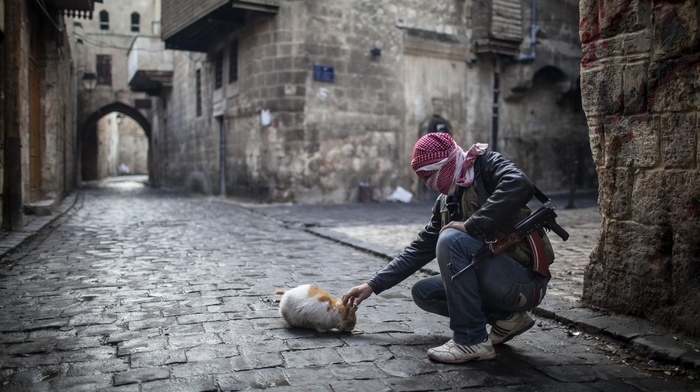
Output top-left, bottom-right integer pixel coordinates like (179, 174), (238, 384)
(80, 102), (152, 181)
(82, 102), (151, 139)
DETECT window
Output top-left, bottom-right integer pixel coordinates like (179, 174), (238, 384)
(99, 10), (109, 30)
(213, 50), (223, 90)
(229, 40), (238, 84)
(96, 55), (112, 86)
(131, 12), (140, 33)
(196, 69), (202, 117)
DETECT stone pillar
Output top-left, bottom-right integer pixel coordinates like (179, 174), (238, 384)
(580, 0), (700, 336)
(2, 0), (24, 230)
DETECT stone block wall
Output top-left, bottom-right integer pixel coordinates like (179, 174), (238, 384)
(42, 26), (76, 199)
(96, 115), (119, 179)
(156, 0), (589, 204)
(206, 0), (474, 203)
(2, 1), (77, 230)
(158, 50), (218, 194)
(498, 0), (593, 193)
(118, 117), (149, 174)
(580, 0), (700, 336)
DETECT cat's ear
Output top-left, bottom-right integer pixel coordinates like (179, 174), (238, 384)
(350, 305), (358, 315)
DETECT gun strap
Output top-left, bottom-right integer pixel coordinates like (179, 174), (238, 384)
(475, 169), (488, 208)
(472, 160), (552, 278)
(533, 186), (550, 204)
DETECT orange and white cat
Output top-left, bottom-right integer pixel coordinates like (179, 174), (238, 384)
(275, 284), (357, 332)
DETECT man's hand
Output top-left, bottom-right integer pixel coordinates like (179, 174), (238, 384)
(440, 221), (468, 234)
(342, 283), (373, 307)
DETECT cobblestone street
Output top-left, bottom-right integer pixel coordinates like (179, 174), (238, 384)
(0, 177), (698, 391)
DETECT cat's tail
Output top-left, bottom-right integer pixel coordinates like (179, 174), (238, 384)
(274, 289), (285, 295)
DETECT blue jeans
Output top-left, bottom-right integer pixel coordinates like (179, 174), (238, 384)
(411, 229), (549, 346)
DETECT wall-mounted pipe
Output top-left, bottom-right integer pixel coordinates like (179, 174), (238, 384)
(492, 55), (501, 152)
(516, 0), (538, 61)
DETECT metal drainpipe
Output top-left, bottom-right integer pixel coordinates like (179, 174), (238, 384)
(72, 63), (77, 190)
(219, 116), (226, 197)
(517, 0), (538, 62)
(492, 55), (501, 152)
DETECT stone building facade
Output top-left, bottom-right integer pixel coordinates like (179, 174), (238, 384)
(154, 0), (592, 203)
(68, 0), (154, 182)
(580, 0), (700, 336)
(1, 1), (93, 230)
(93, 113), (149, 178)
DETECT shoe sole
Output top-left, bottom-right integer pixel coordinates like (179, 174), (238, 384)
(428, 351), (496, 364)
(490, 318), (536, 346)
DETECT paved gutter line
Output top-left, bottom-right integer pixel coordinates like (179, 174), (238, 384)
(0, 191), (81, 260)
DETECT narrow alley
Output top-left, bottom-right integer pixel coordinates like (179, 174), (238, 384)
(0, 178), (697, 391)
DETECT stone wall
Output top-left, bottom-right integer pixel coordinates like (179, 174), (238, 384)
(156, 0), (588, 204)
(580, 0), (700, 336)
(69, 0), (154, 183)
(118, 117), (149, 174)
(2, 1), (76, 230)
(42, 24), (76, 199)
(155, 50), (218, 194)
(96, 115), (119, 179)
(498, 0), (593, 193)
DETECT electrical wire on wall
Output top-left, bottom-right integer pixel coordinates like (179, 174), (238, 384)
(74, 32), (206, 66)
(35, 0), (63, 32)
(74, 32), (164, 52)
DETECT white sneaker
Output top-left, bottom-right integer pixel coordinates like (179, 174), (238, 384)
(427, 338), (496, 364)
(489, 312), (535, 345)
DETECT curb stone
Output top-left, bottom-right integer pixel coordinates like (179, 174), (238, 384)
(0, 191), (79, 260)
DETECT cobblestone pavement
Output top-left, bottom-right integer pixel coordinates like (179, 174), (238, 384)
(242, 193), (602, 303)
(0, 177), (698, 391)
(325, 201), (600, 303)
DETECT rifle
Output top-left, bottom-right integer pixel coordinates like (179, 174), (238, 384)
(450, 196), (569, 282)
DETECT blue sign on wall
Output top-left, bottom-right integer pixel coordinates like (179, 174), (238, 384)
(313, 65), (334, 82)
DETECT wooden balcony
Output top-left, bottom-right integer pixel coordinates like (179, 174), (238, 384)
(162, 0), (279, 52)
(472, 0), (523, 57)
(43, 0), (102, 19)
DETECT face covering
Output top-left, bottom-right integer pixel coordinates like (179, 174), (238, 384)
(411, 132), (488, 195)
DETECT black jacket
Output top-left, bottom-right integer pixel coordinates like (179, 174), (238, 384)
(367, 151), (536, 294)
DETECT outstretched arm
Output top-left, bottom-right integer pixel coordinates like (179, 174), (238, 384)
(342, 283), (374, 307)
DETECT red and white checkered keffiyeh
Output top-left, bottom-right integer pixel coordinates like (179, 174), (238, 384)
(410, 133), (488, 195)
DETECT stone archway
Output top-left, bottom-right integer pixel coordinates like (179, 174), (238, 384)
(80, 102), (151, 182)
(82, 102), (152, 139)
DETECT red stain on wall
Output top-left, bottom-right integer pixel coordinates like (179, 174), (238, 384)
(685, 198), (700, 218)
(607, 132), (634, 154)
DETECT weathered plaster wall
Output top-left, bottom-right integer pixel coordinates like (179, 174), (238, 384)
(498, 0), (591, 192)
(10, 3), (74, 203)
(69, 0), (153, 183)
(156, 0), (588, 204)
(118, 117), (149, 174)
(580, 0), (700, 336)
(42, 24), (75, 200)
(156, 50), (218, 194)
(18, 3), (30, 205)
(96, 115), (118, 179)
